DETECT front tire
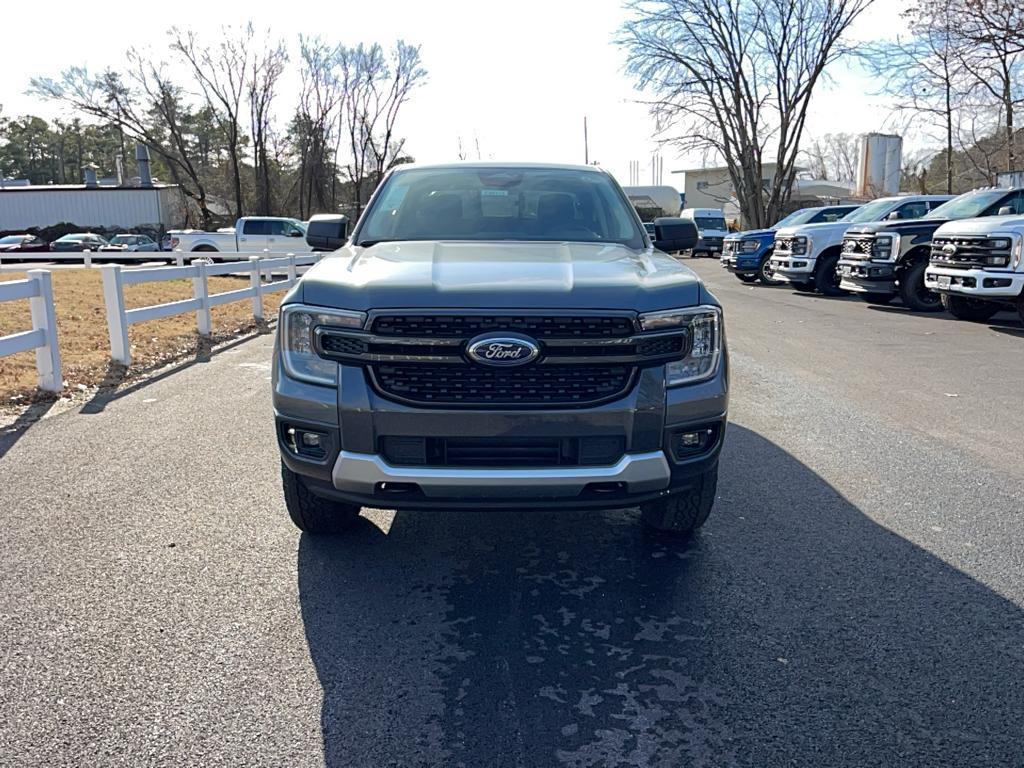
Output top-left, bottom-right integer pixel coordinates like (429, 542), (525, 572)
(898, 260), (943, 312)
(792, 281), (816, 293)
(282, 462), (362, 534)
(758, 253), (783, 285)
(815, 253), (847, 297)
(735, 273), (758, 283)
(640, 464), (718, 536)
(941, 293), (1000, 322)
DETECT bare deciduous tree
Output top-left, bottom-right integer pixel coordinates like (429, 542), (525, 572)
(338, 41), (426, 213)
(171, 26), (252, 220)
(621, 0), (873, 228)
(801, 133), (860, 183)
(30, 55), (216, 228)
(248, 34), (288, 215)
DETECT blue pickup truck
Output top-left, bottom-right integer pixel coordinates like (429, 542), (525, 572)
(721, 204), (859, 284)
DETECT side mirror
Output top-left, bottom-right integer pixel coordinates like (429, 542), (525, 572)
(287, 229), (303, 237)
(998, 205), (1014, 216)
(305, 214), (349, 251)
(651, 217), (699, 253)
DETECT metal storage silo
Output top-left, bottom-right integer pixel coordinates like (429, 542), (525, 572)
(855, 133), (903, 198)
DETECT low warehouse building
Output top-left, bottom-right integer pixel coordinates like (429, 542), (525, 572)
(0, 183), (186, 233)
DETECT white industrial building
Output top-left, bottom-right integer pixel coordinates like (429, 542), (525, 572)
(0, 144), (188, 233)
(0, 184), (186, 232)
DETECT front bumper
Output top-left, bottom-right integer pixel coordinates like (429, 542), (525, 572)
(924, 265), (1024, 300)
(837, 259), (896, 294)
(274, 350), (728, 510)
(769, 252), (814, 283)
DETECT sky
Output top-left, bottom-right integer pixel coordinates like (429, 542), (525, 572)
(0, 0), (910, 186)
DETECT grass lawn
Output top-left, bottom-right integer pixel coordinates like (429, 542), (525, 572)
(0, 268), (284, 403)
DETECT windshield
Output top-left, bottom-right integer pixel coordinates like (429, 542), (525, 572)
(694, 216), (727, 231)
(0, 235), (25, 244)
(773, 208), (825, 228)
(58, 234), (87, 242)
(356, 167), (644, 249)
(924, 190), (1008, 220)
(111, 235), (133, 244)
(841, 199), (898, 223)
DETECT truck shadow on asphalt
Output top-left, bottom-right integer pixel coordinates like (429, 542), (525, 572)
(297, 425), (1023, 768)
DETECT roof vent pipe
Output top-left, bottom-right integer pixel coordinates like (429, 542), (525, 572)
(83, 164), (98, 188)
(136, 143), (153, 187)
(115, 155), (125, 186)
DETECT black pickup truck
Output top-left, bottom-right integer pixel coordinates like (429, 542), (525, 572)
(838, 187), (1024, 310)
(273, 163), (729, 537)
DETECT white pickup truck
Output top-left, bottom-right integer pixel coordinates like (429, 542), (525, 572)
(925, 214), (1024, 323)
(168, 217), (312, 258)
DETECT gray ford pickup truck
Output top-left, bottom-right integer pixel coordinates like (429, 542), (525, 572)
(273, 163), (728, 536)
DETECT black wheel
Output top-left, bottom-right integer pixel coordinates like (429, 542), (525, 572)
(758, 253), (783, 285)
(281, 462), (362, 534)
(692, 250), (707, 259)
(735, 273), (758, 283)
(898, 260), (942, 312)
(640, 464), (718, 536)
(858, 292), (894, 305)
(814, 253), (847, 296)
(792, 281), (816, 293)
(941, 293), (1000, 322)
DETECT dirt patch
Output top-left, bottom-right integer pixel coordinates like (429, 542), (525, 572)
(0, 268), (283, 405)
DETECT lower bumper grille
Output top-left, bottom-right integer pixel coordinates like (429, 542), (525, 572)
(371, 363), (635, 407)
(380, 435), (626, 467)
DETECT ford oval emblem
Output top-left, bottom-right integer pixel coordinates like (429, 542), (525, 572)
(466, 334), (540, 367)
(942, 243), (957, 255)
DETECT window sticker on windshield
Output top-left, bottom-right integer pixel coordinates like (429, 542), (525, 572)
(481, 189), (509, 197)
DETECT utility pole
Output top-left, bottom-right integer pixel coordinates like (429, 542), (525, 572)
(583, 116), (589, 165)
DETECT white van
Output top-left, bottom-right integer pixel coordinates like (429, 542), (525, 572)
(680, 208), (729, 257)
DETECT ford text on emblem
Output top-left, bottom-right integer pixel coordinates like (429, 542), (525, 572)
(466, 334), (540, 367)
(942, 243), (957, 255)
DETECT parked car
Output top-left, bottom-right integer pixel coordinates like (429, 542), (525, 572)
(770, 195), (953, 295)
(680, 207), (729, 257)
(0, 234), (49, 259)
(722, 204), (859, 284)
(50, 233), (110, 253)
(99, 234), (161, 252)
(925, 213), (1024, 323)
(274, 162), (727, 537)
(168, 217), (311, 258)
(838, 187), (1024, 311)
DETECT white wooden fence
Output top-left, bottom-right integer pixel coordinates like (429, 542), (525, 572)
(0, 270), (62, 392)
(101, 252), (323, 366)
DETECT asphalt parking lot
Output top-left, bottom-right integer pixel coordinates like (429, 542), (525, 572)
(2, 259), (1022, 767)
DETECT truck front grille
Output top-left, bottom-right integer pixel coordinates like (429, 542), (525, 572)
(931, 236), (1012, 269)
(372, 313), (635, 338)
(371, 363), (635, 407)
(841, 235), (873, 260)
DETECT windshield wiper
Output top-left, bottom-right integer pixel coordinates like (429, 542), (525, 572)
(356, 239), (395, 247)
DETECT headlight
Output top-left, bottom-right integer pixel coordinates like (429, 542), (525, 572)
(639, 305), (723, 386)
(1012, 235), (1023, 270)
(989, 238), (1012, 250)
(791, 236), (809, 255)
(279, 304), (366, 386)
(740, 240), (760, 253)
(873, 233), (898, 260)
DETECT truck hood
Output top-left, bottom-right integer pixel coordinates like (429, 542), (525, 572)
(775, 220), (850, 239)
(726, 228), (774, 241)
(295, 240), (706, 311)
(845, 219), (947, 237)
(934, 214), (1024, 237)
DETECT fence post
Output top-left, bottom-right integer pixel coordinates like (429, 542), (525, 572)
(287, 254), (298, 286)
(192, 259), (211, 336)
(249, 255), (264, 321)
(101, 264), (131, 366)
(175, 252), (184, 267)
(83, 250), (92, 268)
(26, 270), (62, 392)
